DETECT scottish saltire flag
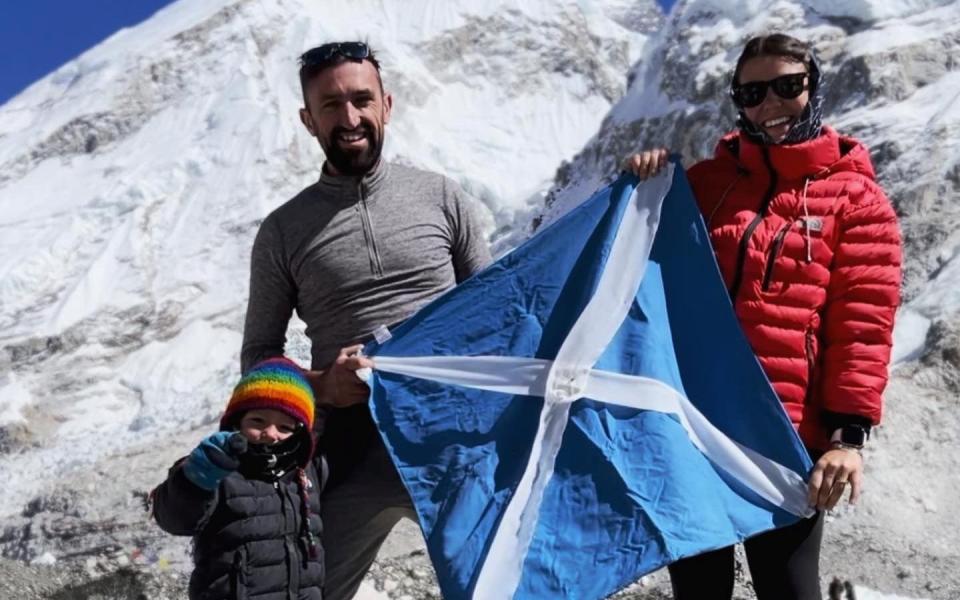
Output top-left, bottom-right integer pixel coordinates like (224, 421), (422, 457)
(364, 164), (814, 600)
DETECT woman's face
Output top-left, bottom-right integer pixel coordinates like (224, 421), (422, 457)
(737, 55), (810, 143)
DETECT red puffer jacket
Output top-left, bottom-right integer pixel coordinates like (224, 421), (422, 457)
(686, 126), (901, 450)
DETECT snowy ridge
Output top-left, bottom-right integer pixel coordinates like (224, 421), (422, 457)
(541, 0), (960, 365)
(534, 3), (960, 594)
(0, 0), (957, 597)
(0, 0), (659, 517)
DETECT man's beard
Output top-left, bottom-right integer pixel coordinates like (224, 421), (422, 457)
(323, 124), (383, 176)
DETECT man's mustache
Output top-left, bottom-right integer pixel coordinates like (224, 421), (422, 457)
(331, 124), (375, 142)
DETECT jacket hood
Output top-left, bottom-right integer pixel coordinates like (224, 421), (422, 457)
(714, 126), (877, 183)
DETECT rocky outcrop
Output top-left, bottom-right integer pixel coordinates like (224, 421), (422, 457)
(0, 0), (958, 598)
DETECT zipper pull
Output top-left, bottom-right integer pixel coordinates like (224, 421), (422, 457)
(801, 179), (813, 263)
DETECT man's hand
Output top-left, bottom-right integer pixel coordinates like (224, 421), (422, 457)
(807, 447), (864, 511)
(308, 344), (376, 407)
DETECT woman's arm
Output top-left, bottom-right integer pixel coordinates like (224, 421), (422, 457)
(818, 182), (901, 425)
(808, 179), (902, 510)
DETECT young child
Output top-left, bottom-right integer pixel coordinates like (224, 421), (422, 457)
(152, 357), (325, 600)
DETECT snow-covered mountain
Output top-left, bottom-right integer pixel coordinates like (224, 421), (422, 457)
(544, 0), (960, 366)
(541, 1), (960, 596)
(0, 0), (659, 513)
(0, 0), (957, 598)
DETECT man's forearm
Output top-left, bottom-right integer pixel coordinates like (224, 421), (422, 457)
(240, 342), (285, 375)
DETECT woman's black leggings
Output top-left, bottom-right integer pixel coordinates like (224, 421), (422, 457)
(667, 511), (824, 600)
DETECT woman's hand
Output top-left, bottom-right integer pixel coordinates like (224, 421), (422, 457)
(622, 148), (670, 180)
(807, 447), (864, 511)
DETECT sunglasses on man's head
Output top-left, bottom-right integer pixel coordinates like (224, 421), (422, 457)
(731, 73), (808, 108)
(300, 42), (371, 67)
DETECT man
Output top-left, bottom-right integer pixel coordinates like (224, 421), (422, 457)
(240, 41), (492, 600)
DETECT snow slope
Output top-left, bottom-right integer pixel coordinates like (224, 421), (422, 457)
(0, 0), (659, 517)
(543, 0), (960, 367)
(538, 2), (960, 595)
(0, 0), (957, 598)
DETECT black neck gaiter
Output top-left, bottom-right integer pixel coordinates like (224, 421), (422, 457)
(238, 433), (306, 482)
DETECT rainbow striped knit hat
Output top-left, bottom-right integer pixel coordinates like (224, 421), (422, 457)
(220, 357), (316, 431)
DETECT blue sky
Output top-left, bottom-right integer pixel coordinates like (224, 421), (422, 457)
(0, 1), (177, 104)
(0, 0), (678, 106)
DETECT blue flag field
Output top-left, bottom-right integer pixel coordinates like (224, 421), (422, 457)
(364, 164), (814, 600)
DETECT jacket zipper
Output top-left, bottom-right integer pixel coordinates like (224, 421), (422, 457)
(761, 221), (793, 291)
(274, 480), (300, 600)
(357, 186), (384, 278)
(804, 327), (816, 405)
(233, 546), (248, 600)
(729, 146), (778, 301)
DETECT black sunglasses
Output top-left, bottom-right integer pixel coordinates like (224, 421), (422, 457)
(300, 42), (372, 67)
(731, 73), (808, 108)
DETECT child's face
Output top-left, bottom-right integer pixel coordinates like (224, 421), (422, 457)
(239, 409), (299, 445)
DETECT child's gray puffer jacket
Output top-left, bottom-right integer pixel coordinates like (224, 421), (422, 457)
(152, 455), (325, 600)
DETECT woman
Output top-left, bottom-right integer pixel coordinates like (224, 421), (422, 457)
(623, 34), (901, 599)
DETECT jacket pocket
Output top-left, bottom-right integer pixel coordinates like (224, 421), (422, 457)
(761, 221), (793, 292)
(231, 546), (248, 600)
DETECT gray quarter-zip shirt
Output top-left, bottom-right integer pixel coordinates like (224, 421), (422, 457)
(241, 160), (491, 373)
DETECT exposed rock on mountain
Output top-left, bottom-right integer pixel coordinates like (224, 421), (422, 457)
(0, 0), (957, 598)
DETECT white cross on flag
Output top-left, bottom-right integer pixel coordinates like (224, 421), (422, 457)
(365, 164), (814, 600)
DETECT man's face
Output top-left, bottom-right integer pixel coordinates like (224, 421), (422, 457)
(299, 60), (393, 176)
